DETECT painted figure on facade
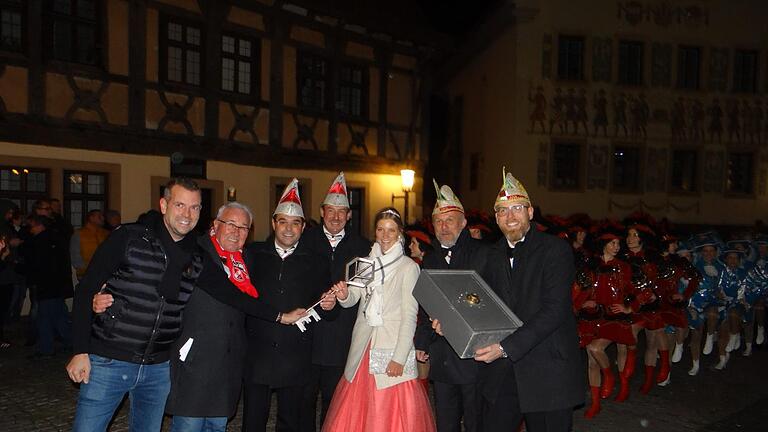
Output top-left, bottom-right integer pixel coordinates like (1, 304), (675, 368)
(726, 99), (741, 145)
(708, 98), (723, 144)
(528, 85), (547, 134)
(575, 88), (590, 136)
(549, 87), (565, 135)
(613, 93), (628, 138)
(671, 97), (687, 143)
(593, 89), (609, 137)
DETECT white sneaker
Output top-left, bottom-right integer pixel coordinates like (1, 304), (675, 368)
(726, 334), (736, 353)
(688, 360), (700, 376)
(714, 353), (730, 370)
(757, 326), (765, 345)
(672, 343), (684, 363)
(733, 334), (741, 351)
(703, 333), (714, 355)
(658, 375), (671, 386)
(743, 343), (753, 357)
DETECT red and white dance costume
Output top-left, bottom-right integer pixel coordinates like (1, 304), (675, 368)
(657, 253), (701, 364)
(573, 255), (639, 418)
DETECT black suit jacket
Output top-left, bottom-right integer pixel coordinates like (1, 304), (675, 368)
(166, 236), (281, 417)
(479, 228), (584, 412)
(243, 237), (333, 387)
(303, 225), (371, 367)
(414, 229), (487, 384)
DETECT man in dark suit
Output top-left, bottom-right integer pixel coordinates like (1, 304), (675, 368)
(415, 180), (487, 432)
(301, 172), (371, 432)
(435, 170), (583, 432)
(243, 179), (336, 432)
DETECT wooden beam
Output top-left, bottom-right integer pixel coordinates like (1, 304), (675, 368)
(129, 0), (148, 129)
(375, 48), (391, 157)
(268, 17), (288, 148)
(27, 0), (44, 118)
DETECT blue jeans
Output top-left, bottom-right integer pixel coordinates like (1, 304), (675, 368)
(72, 355), (171, 432)
(171, 416), (227, 432)
(36, 297), (71, 354)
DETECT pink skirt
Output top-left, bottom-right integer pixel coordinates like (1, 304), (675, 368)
(322, 346), (436, 432)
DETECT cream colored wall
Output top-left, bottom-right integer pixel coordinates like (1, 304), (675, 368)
(0, 142), (167, 221)
(449, 0), (768, 225)
(0, 142), (421, 240)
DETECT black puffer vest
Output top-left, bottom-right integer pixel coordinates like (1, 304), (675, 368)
(91, 224), (202, 364)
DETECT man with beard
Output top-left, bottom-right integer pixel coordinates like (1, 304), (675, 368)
(435, 169), (583, 432)
(66, 178), (204, 432)
(415, 180), (487, 432)
(243, 179), (337, 432)
(301, 172), (371, 432)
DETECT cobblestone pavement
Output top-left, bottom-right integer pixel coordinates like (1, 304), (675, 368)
(2, 318), (768, 431)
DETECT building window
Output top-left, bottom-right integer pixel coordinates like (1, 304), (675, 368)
(677, 46), (701, 90)
(0, 0), (23, 52)
(726, 152), (753, 195)
(221, 34), (258, 95)
(64, 171), (107, 228)
(297, 51), (328, 111)
(336, 63), (366, 117)
(733, 50), (758, 93)
(162, 18), (202, 86)
(618, 40), (643, 86)
(44, 0), (101, 65)
(348, 187), (365, 237)
(550, 143), (581, 190)
(557, 35), (584, 80)
(611, 146), (641, 192)
(0, 167), (49, 214)
(670, 150), (698, 193)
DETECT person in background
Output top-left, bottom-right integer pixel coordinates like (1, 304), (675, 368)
(70, 210), (110, 281)
(104, 209), (122, 231)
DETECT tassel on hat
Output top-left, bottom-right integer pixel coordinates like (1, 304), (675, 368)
(323, 172), (350, 208)
(273, 178), (304, 218)
(494, 167), (531, 208)
(432, 179), (464, 215)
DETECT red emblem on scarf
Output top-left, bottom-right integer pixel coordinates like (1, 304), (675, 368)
(210, 231), (259, 298)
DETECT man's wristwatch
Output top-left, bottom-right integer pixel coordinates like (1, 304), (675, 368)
(498, 343), (509, 359)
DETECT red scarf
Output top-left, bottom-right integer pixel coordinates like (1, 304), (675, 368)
(209, 230), (259, 298)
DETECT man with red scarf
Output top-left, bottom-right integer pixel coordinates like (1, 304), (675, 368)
(92, 202), (308, 432)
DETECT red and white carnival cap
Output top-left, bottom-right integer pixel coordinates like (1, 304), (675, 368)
(273, 178), (304, 218)
(323, 172), (350, 208)
(432, 179), (464, 215)
(494, 167), (531, 209)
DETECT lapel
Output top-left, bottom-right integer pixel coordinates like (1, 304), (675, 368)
(501, 228), (543, 311)
(490, 237), (514, 306)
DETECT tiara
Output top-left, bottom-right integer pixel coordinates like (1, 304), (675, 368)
(381, 209), (401, 219)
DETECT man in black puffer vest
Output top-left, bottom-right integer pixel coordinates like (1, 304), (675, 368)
(66, 178), (204, 432)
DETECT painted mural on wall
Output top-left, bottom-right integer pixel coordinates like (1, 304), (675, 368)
(616, 1), (709, 27)
(527, 85), (768, 146)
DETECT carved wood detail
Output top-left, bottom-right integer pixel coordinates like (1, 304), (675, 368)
(292, 112), (319, 150)
(157, 91), (195, 135)
(64, 70), (110, 125)
(228, 102), (261, 144)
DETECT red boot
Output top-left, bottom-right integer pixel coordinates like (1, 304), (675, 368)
(656, 350), (671, 384)
(599, 367), (615, 399)
(614, 374), (630, 402)
(639, 365), (655, 394)
(623, 348), (637, 378)
(584, 386), (601, 419)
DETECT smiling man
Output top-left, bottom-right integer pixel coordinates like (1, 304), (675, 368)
(300, 172), (371, 432)
(472, 169), (583, 432)
(243, 179), (336, 432)
(66, 178), (205, 432)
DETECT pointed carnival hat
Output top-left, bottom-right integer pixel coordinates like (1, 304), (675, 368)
(494, 167), (531, 208)
(273, 178), (305, 218)
(432, 179), (464, 215)
(322, 172), (350, 208)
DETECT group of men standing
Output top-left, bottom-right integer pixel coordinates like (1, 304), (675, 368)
(66, 169), (584, 432)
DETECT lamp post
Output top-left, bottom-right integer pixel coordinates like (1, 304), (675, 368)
(391, 169), (415, 224)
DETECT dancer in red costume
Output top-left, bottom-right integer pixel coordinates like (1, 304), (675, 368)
(573, 233), (638, 418)
(617, 225), (658, 400)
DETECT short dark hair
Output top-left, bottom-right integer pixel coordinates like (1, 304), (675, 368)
(32, 198), (52, 210)
(86, 209), (103, 218)
(163, 178), (200, 200)
(26, 214), (51, 228)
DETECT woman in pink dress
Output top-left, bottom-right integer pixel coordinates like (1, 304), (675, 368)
(322, 207), (436, 432)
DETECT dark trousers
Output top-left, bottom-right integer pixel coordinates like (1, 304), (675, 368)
(243, 383), (303, 432)
(481, 370), (573, 432)
(300, 364), (343, 432)
(0, 284), (12, 341)
(433, 381), (481, 432)
(36, 297), (71, 354)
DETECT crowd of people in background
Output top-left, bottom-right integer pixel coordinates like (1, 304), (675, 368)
(0, 198), (120, 356)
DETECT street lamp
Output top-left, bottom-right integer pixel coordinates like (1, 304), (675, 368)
(392, 169), (415, 224)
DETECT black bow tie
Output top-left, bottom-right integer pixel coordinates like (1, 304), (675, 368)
(507, 246), (516, 259)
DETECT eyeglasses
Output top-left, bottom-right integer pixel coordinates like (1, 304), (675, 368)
(217, 219), (250, 233)
(495, 204), (529, 217)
